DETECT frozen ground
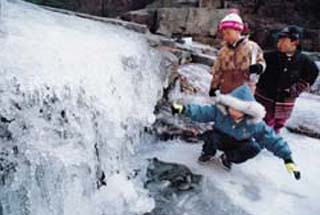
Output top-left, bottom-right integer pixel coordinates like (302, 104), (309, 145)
(286, 93), (320, 136)
(140, 129), (320, 215)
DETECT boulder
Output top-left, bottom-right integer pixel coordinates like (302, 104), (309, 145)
(121, 9), (157, 32)
(229, 0), (320, 52)
(146, 0), (199, 8)
(101, 0), (151, 17)
(191, 53), (216, 67)
(156, 8), (226, 38)
(73, 0), (104, 15)
(199, 0), (224, 8)
(145, 157), (202, 192)
(250, 25), (320, 52)
(27, 0), (152, 17)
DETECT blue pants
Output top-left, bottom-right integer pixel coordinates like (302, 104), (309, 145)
(199, 129), (261, 163)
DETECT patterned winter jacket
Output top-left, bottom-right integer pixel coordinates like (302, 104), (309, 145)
(183, 85), (292, 160)
(210, 37), (266, 94)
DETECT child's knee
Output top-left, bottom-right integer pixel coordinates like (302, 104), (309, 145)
(227, 144), (261, 163)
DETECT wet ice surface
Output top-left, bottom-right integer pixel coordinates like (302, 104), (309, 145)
(139, 130), (320, 215)
(286, 93), (320, 136)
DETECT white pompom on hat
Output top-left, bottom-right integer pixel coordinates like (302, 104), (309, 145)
(219, 11), (244, 32)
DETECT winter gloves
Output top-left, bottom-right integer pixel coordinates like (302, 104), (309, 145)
(277, 79), (309, 101)
(289, 79), (310, 98)
(171, 103), (185, 115)
(249, 64), (264, 75)
(277, 88), (291, 101)
(209, 88), (219, 97)
(284, 159), (301, 180)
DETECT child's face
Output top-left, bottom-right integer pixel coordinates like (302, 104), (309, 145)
(222, 29), (241, 44)
(228, 107), (245, 121)
(277, 37), (298, 54)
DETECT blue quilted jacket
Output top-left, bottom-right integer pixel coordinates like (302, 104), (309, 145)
(184, 85), (292, 160)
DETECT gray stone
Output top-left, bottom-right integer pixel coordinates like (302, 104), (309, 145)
(145, 157), (202, 192)
(191, 52), (216, 66)
(121, 9), (157, 31)
(199, 0), (224, 8)
(27, 0), (152, 17)
(156, 8), (227, 38)
(146, 0), (199, 8)
(251, 25), (320, 53)
(144, 158), (252, 215)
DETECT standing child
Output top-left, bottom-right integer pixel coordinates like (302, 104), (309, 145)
(256, 26), (319, 133)
(209, 11), (266, 95)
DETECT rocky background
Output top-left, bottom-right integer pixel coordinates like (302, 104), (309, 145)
(26, 0), (320, 51)
(31, 0), (320, 138)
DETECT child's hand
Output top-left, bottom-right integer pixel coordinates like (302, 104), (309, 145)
(209, 88), (219, 97)
(277, 89), (291, 101)
(171, 103), (185, 115)
(284, 159), (301, 180)
(249, 64), (264, 75)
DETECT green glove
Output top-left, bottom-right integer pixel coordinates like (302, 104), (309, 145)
(284, 159), (301, 180)
(171, 103), (185, 115)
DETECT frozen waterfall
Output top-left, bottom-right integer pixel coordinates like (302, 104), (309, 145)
(0, 0), (163, 214)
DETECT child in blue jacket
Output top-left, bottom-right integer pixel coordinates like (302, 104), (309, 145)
(171, 84), (300, 180)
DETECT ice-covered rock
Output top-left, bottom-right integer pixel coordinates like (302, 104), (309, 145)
(0, 1), (164, 214)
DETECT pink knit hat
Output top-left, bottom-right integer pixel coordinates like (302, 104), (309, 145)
(219, 12), (244, 32)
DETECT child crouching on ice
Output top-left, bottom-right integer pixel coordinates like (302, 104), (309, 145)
(171, 84), (300, 180)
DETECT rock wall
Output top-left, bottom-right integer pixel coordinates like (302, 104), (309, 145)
(26, 0), (152, 16)
(24, 0), (320, 51)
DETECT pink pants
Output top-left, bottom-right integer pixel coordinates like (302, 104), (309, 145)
(264, 111), (288, 134)
(255, 92), (295, 134)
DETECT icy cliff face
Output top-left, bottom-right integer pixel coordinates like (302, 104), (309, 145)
(0, 1), (163, 214)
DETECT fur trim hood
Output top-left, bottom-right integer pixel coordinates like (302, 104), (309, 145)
(215, 85), (266, 123)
